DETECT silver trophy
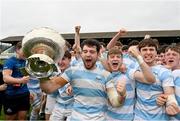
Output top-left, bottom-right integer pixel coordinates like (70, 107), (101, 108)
(21, 27), (65, 80)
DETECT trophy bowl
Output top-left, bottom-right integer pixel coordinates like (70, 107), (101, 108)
(22, 27), (65, 80)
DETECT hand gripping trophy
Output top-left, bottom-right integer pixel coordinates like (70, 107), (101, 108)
(21, 27), (65, 81)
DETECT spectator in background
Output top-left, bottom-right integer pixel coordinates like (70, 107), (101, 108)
(2, 42), (30, 120)
(121, 45), (128, 54)
(99, 42), (107, 59)
(99, 42), (106, 54)
(156, 44), (168, 65)
(127, 40), (139, 48)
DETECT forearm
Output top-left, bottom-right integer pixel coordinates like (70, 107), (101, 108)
(107, 87), (123, 107)
(107, 33), (120, 50)
(74, 26), (81, 50)
(133, 55), (156, 84)
(40, 81), (55, 94)
(164, 86), (179, 115)
(139, 61), (156, 83)
(3, 69), (24, 84)
(164, 87), (178, 106)
(40, 77), (68, 94)
(3, 75), (23, 84)
(75, 33), (80, 48)
(74, 31), (81, 55)
(74, 34), (79, 48)
(107, 86), (126, 107)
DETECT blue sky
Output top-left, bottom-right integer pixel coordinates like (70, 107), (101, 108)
(0, 0), (180, 39)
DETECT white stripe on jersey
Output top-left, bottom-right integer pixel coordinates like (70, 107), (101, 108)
(71, 78), (106, 91)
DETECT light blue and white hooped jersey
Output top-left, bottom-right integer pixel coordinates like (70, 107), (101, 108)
(50, 66), (74, 110)
(134, 65), (174, 121)
(47, 63), (62, 98)
(54, 83), (74, 109)
(61, 66), (112, 121)
(123, 54), (139, 69)
(70, 56), (83, 67)
(50, 66), (74, 120)
(106, 69), (136, 121)
(27, 77), (41, 93)
(170, 69), (180, 120)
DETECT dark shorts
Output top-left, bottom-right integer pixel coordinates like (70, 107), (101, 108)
(0, 93), (5, 115)
(4, 92), (30, 115)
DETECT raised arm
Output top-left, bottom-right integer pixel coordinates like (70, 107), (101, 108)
(128, 46), (156, 84)
(75, 26), (81, 49)
(73, 26), (81, 52)
(72, 26), (81, 59)
(107, 28), (126, 50)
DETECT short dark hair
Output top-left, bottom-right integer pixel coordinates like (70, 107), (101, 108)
(80, 39), (101, 53)
(157, 44), (168, 54)
(63, 50), (71, 59)
(99, 42), (106, 47)
(122, 45), (128, 51)
(138, 38), (158, 51)
(15, 41), (22, 50)
(128, 40), (139, 47)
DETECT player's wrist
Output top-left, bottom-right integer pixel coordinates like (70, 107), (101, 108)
(166, 94), (178, 106)
(137, 55), (144, 65)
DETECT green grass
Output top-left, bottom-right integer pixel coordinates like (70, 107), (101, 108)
(0, 108), (31, 120)
(0, 109), (5, 120)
